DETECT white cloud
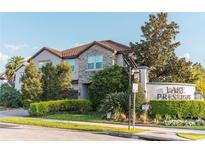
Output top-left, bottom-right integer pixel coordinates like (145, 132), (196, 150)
(183, 53), (190, 61)
(5, 43), (29, 51)
(0, 52), (9, 72)
(74, 42), (85, 47)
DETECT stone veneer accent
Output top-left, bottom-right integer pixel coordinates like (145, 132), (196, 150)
(78, 44), (115, 84)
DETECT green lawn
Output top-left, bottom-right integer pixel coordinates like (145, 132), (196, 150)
(45, 113), (124, 124)
(0, 106), (5, 111)
(46, 113), (107, 123)
(0, 117), (145, 134)
(177, 133), (205, 140)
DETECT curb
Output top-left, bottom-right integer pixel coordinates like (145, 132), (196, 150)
(105, 132), (190, 141)
(105, 132), (140, 139)
(136, 134), (190, 141)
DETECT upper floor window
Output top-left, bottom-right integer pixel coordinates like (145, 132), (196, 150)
(88, 56), (95, 69)
(87, 55), (103, 70)
(38, 60), (50, 68)
(96, 55), (103, 69)
(67, 59), (75, 71)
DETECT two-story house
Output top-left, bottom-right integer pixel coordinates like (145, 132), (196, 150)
(15, 40), (130, 99)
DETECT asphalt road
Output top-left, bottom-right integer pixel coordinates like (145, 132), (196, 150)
(0, 123), (139, 141)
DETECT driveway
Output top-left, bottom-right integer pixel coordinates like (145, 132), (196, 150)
(0, 122), (139, 141)
(0, 108), (29, 118)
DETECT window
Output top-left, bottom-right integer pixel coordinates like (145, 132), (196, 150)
(88, 56), (95, 69)
(38, 60), (50, 68)
(87, 55), (103, 70)
(96, 55), (103, 69)
(67, 59), (75, 71)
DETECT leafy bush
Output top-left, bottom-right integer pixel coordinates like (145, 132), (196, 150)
(139, 112), (148, 123)
(0, 83), (22, 108)
(154, 114), (162, 124)
(100, 92), (129, 117)
(29, 99), (92, 116)
(165, 114), (172, 121)
(89, 65), (128, 110)
(164, 120), (199, 126)
(150, 100), (205, 119)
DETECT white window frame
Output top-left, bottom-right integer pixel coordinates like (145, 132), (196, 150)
(87, 55), (103, 70)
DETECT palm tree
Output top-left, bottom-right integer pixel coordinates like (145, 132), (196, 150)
(5, 56), (24, 85)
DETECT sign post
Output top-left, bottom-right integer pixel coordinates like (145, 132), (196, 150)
(132, 83), (138, 129)
(128, 67), (132, 130)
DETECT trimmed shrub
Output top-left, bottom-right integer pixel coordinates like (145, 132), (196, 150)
(0, 83), (22, 108)
(150, 100), (205, 119)
(29, 99), (92, 116)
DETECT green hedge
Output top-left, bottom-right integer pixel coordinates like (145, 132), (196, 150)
(29, 99), (92, 116)
(150, 100), (205, 119)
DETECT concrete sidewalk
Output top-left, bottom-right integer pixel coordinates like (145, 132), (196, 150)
(42, 118), (205, 141)
(44, 118), (205, 134)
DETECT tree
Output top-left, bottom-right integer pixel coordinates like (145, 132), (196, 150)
(55, 61), (72, 99)
(88, 65), (129, 110)
(192, 63), (205, 98)
(158, 56), (196, 83)
(130, 12), (195, 83)
(0, 83), (22, 108)
(41, 62), (58, 100)
(5, 56), (24, 85)
(21, 61), (42, 108)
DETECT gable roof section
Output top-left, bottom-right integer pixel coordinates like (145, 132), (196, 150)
(28, 40), (129, 60)
(28, 47), (62, 61)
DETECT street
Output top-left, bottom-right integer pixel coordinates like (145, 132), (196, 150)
(1, 109), (205, 141)
(0, 122), (140, 141)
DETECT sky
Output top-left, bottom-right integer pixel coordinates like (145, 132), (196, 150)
(0, 12), (205, 72)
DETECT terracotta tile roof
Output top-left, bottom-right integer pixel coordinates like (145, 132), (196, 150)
(62, 42), (93, 58)
(45, 47), (62, 57)
(29, 40), (129, 60)
(98, 40), (129, 52)
(61, 40), (129, 58)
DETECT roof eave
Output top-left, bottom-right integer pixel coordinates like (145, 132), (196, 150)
(28, 47), (62, 62)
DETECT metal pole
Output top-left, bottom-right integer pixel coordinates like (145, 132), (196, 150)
(133, 92), (136, 129)
(128, 67), (132, 130)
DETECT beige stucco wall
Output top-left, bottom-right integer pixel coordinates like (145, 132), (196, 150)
(32, 50), (62, 67)
(15, 65), (26, 91)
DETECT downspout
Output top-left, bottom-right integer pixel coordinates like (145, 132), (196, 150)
(112, 50), (118, 65)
